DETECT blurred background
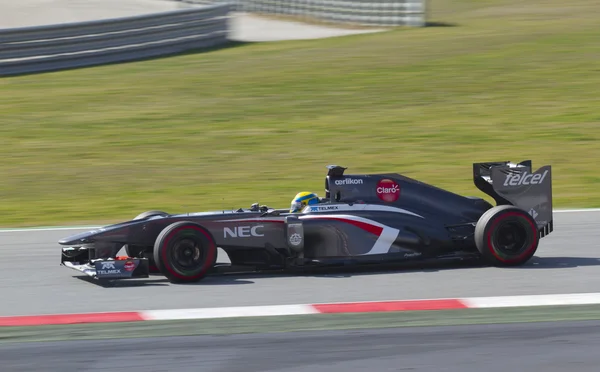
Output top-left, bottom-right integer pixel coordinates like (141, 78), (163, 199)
(2, 0), (598, 227)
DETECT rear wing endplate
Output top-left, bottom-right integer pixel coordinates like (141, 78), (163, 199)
(473, 160), (553, 238)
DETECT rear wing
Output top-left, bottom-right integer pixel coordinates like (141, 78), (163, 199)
(473, 160), (553, 238)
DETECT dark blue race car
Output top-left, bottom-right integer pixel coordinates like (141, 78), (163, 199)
(59, 160), (553, 284)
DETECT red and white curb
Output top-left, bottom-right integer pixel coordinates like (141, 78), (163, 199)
(3, 292), (600, 327)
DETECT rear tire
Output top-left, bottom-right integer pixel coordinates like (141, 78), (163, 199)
(474, 205), (539, 266)
(125, 210), (170, 273)
(153, 221), (217, 283)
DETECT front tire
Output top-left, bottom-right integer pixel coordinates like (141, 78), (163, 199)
(153, 221), (217, 283)
(474, 205), (539, 266)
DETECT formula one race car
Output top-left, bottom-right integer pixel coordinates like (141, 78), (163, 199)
(59, 160), (553, 284)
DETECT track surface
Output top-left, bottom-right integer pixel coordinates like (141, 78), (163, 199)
(0, 211), (598, 316)
(2, 320), (600, 371)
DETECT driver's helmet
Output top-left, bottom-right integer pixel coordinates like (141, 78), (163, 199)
(290, 191), (319, 213)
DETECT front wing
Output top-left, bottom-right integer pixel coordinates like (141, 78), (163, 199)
(61, 247), (150, 280)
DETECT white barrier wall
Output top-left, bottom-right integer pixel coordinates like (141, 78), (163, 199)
(176, 0), (426, 27)
(0, 6), (231, 76)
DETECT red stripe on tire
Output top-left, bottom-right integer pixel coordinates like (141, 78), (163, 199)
(486, 211), (538, 264)
(0, 312), (144, 327)
(313, 299), (468, 313)
(160, 225), (217, 281)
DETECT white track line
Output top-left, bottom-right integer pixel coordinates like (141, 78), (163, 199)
(463, 293), (600, 308)
(0, 226), (101, 233)
(142, 304), (319, 321)
(553, 208), (600, 213)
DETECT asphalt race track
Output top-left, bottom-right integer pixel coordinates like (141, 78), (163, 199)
(0, 210), (599, 317)
(3, 320), (600, 372)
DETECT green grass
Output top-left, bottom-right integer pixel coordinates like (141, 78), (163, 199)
(2, 0), (600, 226)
